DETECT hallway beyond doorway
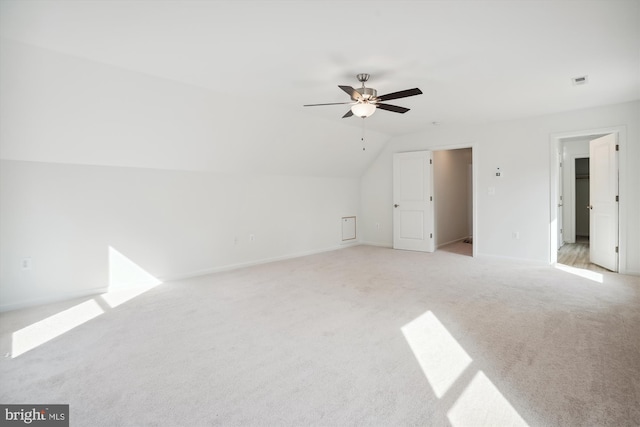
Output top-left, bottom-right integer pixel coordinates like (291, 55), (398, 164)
(558, 237), (610, 273)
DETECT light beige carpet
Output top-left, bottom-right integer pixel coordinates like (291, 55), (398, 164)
(1, 244), (639, 426)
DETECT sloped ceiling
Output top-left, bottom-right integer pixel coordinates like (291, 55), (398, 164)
(1, 0), (639, 174)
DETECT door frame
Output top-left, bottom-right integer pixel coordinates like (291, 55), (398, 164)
(549, 126), (626, 272)
(556, 145), (563, 250)
(396, 143), (477, 257)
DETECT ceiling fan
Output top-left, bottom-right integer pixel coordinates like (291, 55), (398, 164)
(303, 73), (423, 118)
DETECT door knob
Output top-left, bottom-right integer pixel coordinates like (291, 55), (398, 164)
(394, 204), (399, 208)
(587, 205), (593, 210)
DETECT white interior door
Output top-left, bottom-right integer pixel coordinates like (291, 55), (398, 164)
(557, 147), (564, 250)
(393, 151), (434, 252)
(589, 134), (618, 271)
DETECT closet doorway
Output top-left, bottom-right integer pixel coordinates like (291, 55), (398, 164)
(574, 158), (590, 243)
(433, 148), (473, 257)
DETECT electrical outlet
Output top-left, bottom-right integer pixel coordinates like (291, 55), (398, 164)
(375, 222), (380, 230)
(21, 258), (32, 271)
(249, 234), (255, 242)
(512, 231), (520, 240)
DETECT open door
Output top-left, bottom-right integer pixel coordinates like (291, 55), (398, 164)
(589, 134), (618, 271)
(557, 146), (564, 250)
(393, 151), (434, 252)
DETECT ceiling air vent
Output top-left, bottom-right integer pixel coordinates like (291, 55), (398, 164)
(572, 75), (588, 85)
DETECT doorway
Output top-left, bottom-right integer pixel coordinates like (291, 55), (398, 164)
(433, 148), (473, 257)
(392, 146), (476, 257)
(557, 157), (608, 271)
(551, 131), (620, 272)
(574, 158), (590, 242)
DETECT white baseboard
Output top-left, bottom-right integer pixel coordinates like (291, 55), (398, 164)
(476, 253), (549, 266)
(359, 241), (393, 248)
(0, 286), (108, 313)
(1, 244), (365, 312)
(161, 241), (362, 282)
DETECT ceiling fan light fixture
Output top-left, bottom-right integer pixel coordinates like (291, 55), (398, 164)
(303, 73), (422, 119)
(351, 102), (376, 118)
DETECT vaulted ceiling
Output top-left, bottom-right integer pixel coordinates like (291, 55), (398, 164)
(2, 0), (638, 139)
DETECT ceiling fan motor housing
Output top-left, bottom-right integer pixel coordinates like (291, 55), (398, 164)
(356, 87), (377, 100)
(302, 73), (422, 118)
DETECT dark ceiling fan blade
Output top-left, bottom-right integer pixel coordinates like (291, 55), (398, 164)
(338, 85), (362, 101)
(376, 88), (423, 102)
(342, 110), (354, 118)
(376, 103), (410, 114)
(303, 101), (354, 107)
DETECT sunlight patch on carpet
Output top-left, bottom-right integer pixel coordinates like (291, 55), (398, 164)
(401, 311), (472, 398)
(11, 299), (104, 358)
(448, 371), (528, 427)
(10, 247), (161, 357)
(100, 285), (158, 308)
(403, 311), (528, 425)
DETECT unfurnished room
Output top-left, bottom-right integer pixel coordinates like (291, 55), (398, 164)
(0, 1), (639, 426)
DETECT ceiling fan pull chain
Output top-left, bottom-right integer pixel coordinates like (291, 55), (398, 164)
(361, 118), (366, 151)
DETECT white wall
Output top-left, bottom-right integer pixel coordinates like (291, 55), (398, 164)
(1, 40), (639, 312)
(433, 148), (472, 246)
(360, 101), (640, 274)
(0, 160), (360, 310)
(0, 40), (378, 311)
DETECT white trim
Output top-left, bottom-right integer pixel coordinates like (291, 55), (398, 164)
(1, 244), (365, 312)
(0, 286), (108, 313)
(476, 253), (548, 266)
(549, 142), (560, 262)
(160, 242), (362, 282)
(359, 241), (393, 248)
